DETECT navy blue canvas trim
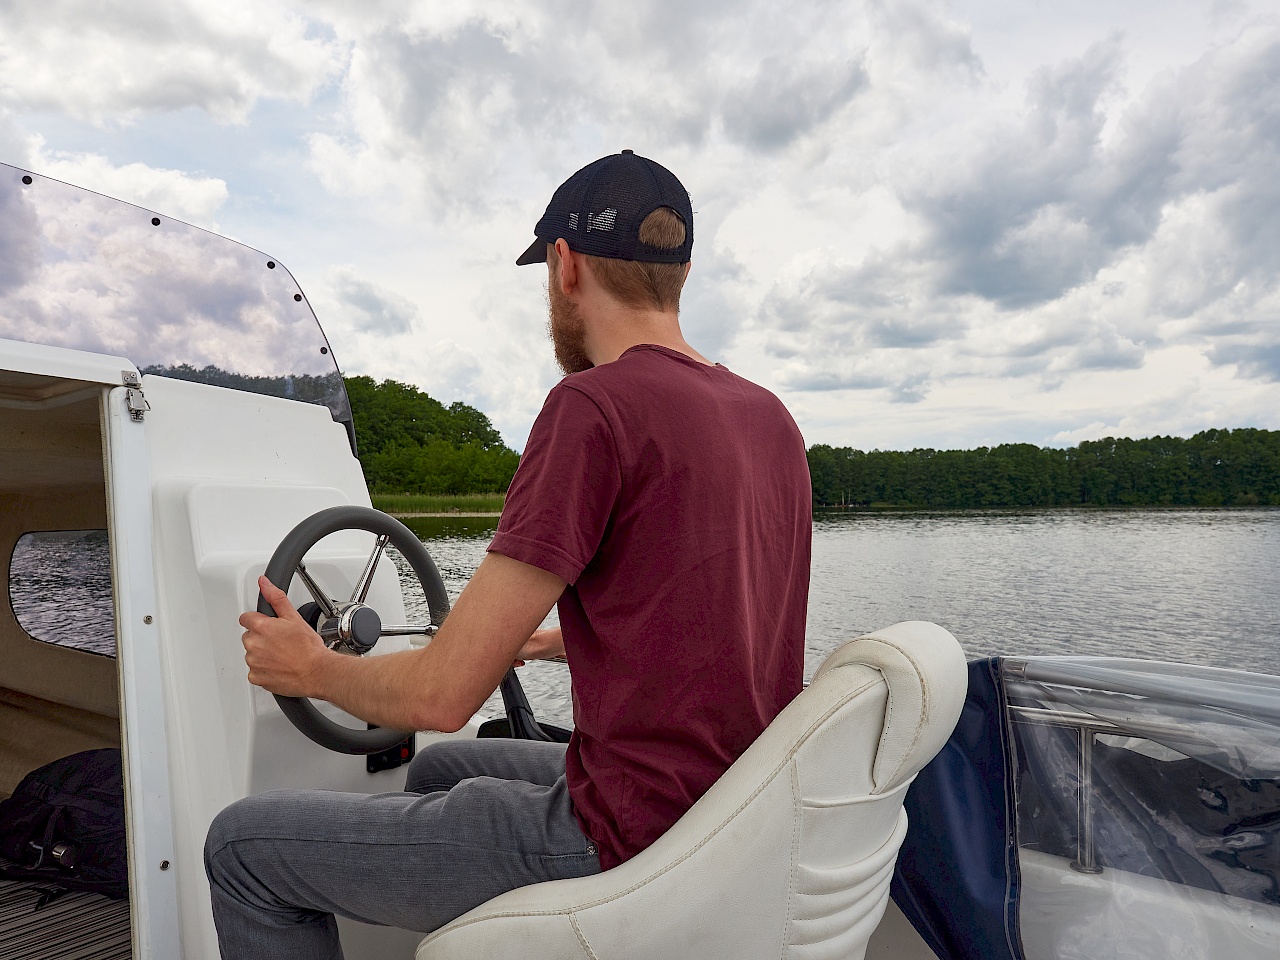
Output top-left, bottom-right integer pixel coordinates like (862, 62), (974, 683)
(889, 657), (1025, 960)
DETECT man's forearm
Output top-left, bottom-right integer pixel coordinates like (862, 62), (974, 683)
(520, 627), (566, 662)
(242, 553), (567, 734)
(308, 553), (566, 732)
(309, 646), (444, 731)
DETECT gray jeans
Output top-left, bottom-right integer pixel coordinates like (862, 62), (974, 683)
(204, 738), (601, 960)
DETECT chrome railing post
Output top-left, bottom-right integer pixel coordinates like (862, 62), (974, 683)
(1071, 727), (1103, 874)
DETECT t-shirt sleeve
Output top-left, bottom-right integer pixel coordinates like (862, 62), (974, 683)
(488, 383), (621, 585)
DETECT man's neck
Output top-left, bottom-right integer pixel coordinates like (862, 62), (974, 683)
(586, 311), (713, 367)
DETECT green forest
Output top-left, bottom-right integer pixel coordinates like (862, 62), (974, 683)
(344, 376), (519, 494)
(807, 429), (1280, 508)
(346, 381), (1280, 506)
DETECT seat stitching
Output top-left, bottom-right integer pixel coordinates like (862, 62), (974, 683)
(870, 638), (931, 792)
(417, 673), (883, 939)
(877, 657), (895, 791)
(781, 760), (802, 960)
(570, 913), (599, 959)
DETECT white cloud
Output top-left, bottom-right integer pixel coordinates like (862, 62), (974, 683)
(33, 150), (229, 228)
(304, 0), (905, 216)
(740, 17), (1280, 438)
(2, 0), (1279, 452)
(325, 266), (419, 335)
(0, 112), (37, 169)
(0, 0), (342, 124)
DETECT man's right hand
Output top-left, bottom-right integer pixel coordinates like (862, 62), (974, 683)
(239, 575), (335, 698)
(514, 627), (566, 667)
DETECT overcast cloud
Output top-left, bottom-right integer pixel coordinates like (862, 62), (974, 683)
(0, 0), (1277, 451)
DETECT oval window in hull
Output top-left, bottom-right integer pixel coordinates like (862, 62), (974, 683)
(8, 530), (115, 657)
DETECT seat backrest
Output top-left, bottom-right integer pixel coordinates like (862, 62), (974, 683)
(417, 621), (967, 960)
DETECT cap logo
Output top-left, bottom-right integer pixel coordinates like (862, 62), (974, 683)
(586, 208), (617, 233)
(568, 212), (579, 230)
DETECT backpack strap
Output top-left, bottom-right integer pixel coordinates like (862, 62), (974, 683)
(23, 805), (65, 870)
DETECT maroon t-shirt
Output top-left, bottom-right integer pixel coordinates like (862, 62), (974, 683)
(488, 344), (811, 869)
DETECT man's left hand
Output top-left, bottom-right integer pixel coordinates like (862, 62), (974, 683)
(238, 575), (332, 698)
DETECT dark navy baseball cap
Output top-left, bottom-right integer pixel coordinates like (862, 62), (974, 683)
(516, 150), (694, 266)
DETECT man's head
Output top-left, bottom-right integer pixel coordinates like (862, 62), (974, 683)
(520, 151), (694, 373)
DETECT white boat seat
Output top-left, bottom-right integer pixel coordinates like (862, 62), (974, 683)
(416, 620), (967, 960)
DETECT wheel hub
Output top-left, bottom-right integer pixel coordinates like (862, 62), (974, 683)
(319, 602), (383, 655)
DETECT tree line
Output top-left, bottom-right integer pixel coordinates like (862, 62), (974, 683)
(140, 364), (1280, 506)
(807, 429), (1280, 508)
(344, 376), (519, 494)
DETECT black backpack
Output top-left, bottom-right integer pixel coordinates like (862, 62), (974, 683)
(0, 748), (128, 899)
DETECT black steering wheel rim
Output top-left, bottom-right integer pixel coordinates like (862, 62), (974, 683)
(258, 505), (450, 755)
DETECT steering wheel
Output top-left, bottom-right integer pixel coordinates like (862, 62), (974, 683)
(257, 505), (450, 754)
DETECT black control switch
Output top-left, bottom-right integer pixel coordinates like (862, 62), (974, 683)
(366, 725), (416, 773)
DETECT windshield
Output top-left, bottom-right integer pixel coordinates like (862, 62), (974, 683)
(0, 161), (352, 434)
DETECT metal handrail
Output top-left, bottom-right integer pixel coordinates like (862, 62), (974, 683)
(1009, 704), (1108, 872)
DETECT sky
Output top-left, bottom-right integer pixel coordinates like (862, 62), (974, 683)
(1, 0), (1277, 452)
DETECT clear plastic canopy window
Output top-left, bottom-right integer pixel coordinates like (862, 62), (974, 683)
(1006, 656), (1280, 780)
(1005, 656), (1280, 915)
(0, 162), (352, 434)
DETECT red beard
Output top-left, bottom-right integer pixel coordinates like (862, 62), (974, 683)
(547, 277), (594, 375)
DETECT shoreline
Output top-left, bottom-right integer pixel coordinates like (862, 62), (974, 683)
(383, 505), (1280, 518)
(383, 505), (1280, 519)
(387, 511), (502, 518)
(814, 503), (1280, 513)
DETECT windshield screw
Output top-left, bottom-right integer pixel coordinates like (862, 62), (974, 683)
(267, 261), (276, 269)
(22, 175), (32, 184)
(143, 615), (153, 625)
(159, 860), (170, 871)
(151, 217), (161, 226)
(294, 293), (303, 302)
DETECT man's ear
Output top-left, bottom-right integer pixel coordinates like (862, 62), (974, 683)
(554, 239), (578, 296)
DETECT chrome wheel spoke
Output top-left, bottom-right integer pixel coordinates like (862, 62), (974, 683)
(380, 623), (438, 638)
(351, 534), (390, 604)
(295, 562), (338, 619)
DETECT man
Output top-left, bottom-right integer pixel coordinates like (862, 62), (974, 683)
(205, 151), (812, 958)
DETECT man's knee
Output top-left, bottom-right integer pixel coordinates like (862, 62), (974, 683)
(405, 737), (568, 794)
(204, 792), (288, 889)
(404, 738), (485, 793)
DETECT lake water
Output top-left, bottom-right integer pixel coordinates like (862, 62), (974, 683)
(9, 530), (117, 656)
(398, 508), (1280, 729)
(11, 510), (1280, 731)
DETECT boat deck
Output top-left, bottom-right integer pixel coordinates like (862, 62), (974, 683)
(0, 874), (130, 960)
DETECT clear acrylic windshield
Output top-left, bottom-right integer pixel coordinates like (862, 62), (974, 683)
(0, 162), (352, 432)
